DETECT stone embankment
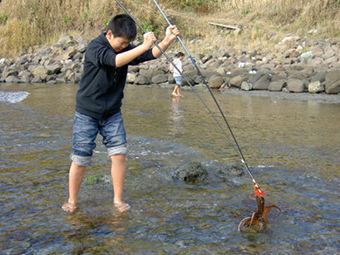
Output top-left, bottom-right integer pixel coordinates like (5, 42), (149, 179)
(0, 35), (339, 95)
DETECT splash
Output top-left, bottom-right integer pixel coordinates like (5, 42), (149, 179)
(0, 91), (30, 103)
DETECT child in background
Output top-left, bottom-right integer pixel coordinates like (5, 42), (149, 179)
(170, 52), (185, 97)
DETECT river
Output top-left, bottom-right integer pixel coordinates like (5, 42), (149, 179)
(0, 83), (339, 254)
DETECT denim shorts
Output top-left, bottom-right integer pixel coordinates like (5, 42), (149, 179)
(174, 76), (182, 86)
(70, 111), (127, 166)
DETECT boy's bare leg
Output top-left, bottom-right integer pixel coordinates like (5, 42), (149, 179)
(62, 161), (86, 212)
(111, 154), (130, 212)
(176, 86), (184, 97)
(172, 85), (178, 96)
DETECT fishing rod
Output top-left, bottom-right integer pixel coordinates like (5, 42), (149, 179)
(114, 0), (239, 154)
(114, 0), (263, 194)
(151, 0), (263, 193)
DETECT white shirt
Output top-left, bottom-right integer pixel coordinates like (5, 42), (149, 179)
(170, 58), (182, 77)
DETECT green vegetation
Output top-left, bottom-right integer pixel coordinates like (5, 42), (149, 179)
(0, 0), (339, 58)
(0, 13), (8, 25)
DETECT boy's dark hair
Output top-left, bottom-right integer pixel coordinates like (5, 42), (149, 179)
(175, 52), (185, 58)
(106, 14), (137, 40)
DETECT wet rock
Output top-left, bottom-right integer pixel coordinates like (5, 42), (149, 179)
(84, 174), (111, 185)
(173, 162), (209, 184)
(215, 163), (245, 181)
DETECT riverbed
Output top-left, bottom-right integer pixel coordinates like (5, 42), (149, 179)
(0, 83), (339, 254)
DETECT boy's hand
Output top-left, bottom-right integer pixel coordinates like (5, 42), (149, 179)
(143, 32), (157, 49)
(165, 25), (180, 42)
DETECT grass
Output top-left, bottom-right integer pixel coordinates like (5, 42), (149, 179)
(0, 0), (339, 58)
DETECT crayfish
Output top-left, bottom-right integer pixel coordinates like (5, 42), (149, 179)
(238, 185), (281, 232)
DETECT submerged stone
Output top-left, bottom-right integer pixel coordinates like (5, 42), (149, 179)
(173, 162), (209, 184)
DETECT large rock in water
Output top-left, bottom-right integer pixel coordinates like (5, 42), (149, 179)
(173, 162), (208, 183)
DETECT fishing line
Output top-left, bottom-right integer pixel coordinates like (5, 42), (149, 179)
(114, 0), (261, 191)
(152, 0), (262, 190)
(114, 0), (237, 152)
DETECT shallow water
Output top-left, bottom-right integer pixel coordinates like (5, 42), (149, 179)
(0, 83), (339, 254)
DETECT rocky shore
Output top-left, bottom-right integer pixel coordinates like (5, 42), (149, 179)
(0, 35), (339, 97)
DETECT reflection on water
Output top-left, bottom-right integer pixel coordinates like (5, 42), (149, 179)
(0, 83), (339, 254)
(169, 97), (185, 138)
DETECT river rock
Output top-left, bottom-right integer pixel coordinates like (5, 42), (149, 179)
(33, 66), (49, 76)
(310, 71), (326, 83)
(173, 162), (209, 183)
(134, 74), (150, 85)
(269, 80), (286, 91)
(253, 74), (271, 90)
(230, 74), (248, 88)
(152, 74), (168, 84)
(287, 78), (305, 93)
(241, 81), (253, 91)
(44, 64), (61, 74)
(325, 69), (340, 94)
(208, 75), (224, 89)
(127, 73), (136, 83)
(308, 81), (324, 93)
(217, 163), (245, 178)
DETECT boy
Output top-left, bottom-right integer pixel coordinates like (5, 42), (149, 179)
(62, 14), (180, 213)
(170, 52), (185, 97)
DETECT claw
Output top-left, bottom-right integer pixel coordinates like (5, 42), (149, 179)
(238, 195), (281, 232)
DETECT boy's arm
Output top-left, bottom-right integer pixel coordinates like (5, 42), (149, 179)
(152, 25), (179, 58)
(115, 32), (156, 67)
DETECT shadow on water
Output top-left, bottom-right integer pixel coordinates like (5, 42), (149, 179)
(0, 83), (339, 254)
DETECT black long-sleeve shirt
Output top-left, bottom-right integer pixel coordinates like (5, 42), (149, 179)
(76, 33), (155, 119)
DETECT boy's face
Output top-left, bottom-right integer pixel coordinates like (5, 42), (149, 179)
(106, 30), (131, 52)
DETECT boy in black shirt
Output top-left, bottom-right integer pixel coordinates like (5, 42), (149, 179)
(62, 14), (180, 213)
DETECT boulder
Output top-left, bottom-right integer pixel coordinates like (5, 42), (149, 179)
(269, 80), (286, 91)
(287, 79), (305, 93)
(33, 66), (49, 76)
(229, 74), (248, 88)
(173, 162), (208, 184)
(325, 69), (340, 94)
(208, 75), (224, 89)
(134, 74), (150, 85)
(241, 81), (253, 91)
(151, 74), (168, 84)
(126, 73), (136, 83)
(308, 81), (324, 93)
(310, 71), (326, 83)
(253, 75), (271, 90)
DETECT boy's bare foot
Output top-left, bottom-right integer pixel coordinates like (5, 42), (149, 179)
(178, 94), (184, 97)
(62, 201), (77, 213)
(172, 92), (178, 97)
(114, 201), (131, 212)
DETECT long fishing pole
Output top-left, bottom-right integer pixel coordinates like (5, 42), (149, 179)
(114, 0), (262, 193)
(114, 0), (239, 153)
(152, 0), (262, 191)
